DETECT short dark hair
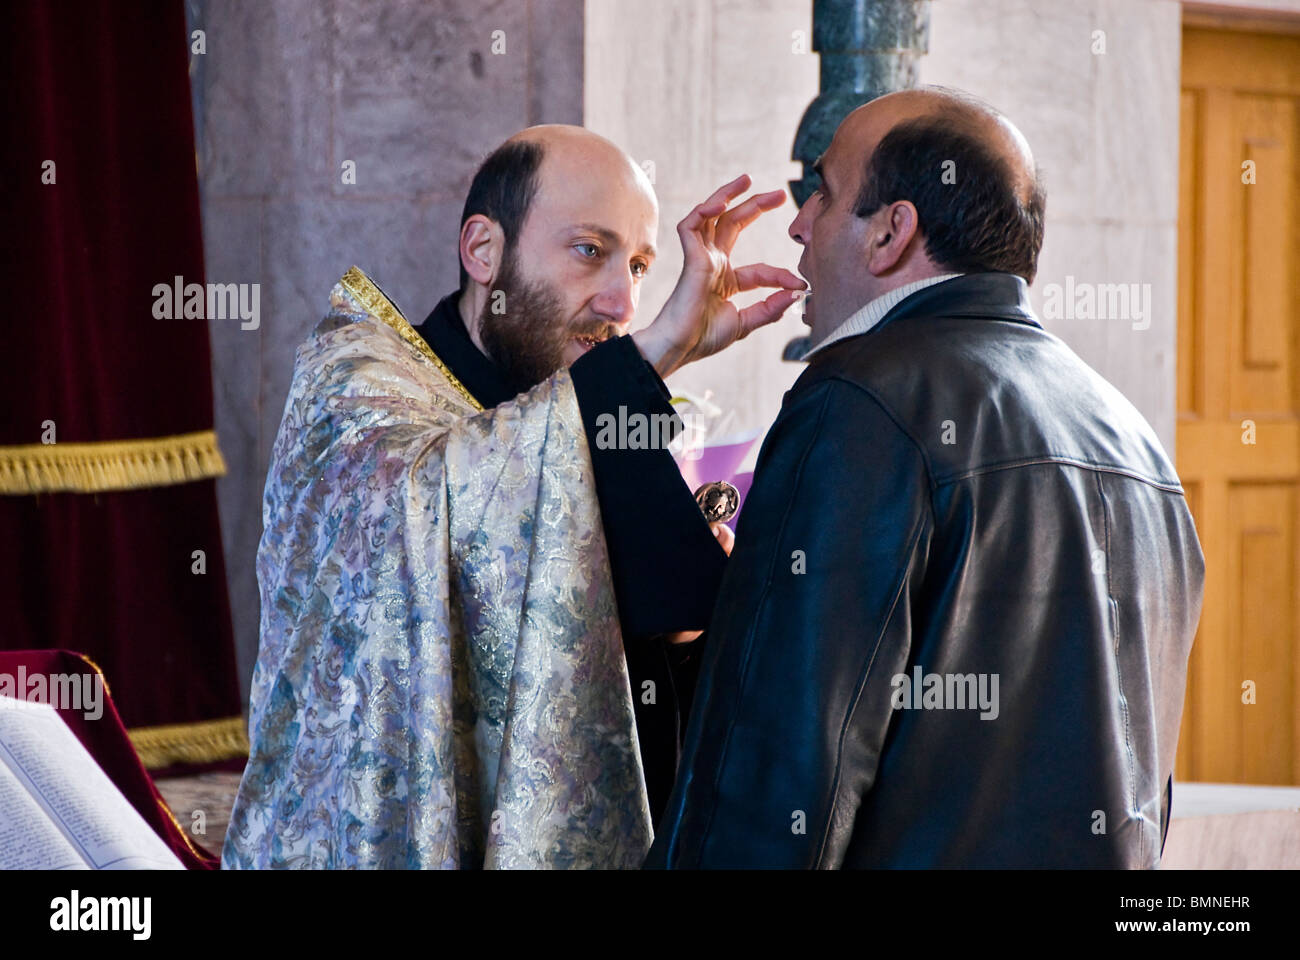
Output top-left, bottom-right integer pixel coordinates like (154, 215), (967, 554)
(853, 111), (1046, 283)
(458, 139), (545, 292)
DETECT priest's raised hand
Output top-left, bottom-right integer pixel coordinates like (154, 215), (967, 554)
(633, 173), (806, 378)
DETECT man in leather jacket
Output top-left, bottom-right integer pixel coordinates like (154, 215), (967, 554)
(647, 87), (1205, 868)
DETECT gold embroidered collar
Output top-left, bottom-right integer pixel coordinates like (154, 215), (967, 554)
(339, 266), (484, 412)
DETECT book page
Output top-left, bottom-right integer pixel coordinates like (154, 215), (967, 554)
(0, 699), (183, 870)
(0, 760), (88, 869)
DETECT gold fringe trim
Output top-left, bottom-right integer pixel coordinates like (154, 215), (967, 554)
(0, 430), (227, 495)
(339, 265), (484, 412)
(128, 714), (249, 770)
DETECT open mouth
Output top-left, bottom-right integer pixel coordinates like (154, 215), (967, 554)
(573, 334), (608, 351)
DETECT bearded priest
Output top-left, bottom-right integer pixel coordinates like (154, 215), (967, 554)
(221, 126), (805, 869)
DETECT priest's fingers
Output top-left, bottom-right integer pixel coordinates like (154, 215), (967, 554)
(733, 263), (806, 294)
(713, 189), (787, 254)
(736, 287), (804, 339)
(711, 521), (735, 556)
(677, 175), (752, 260)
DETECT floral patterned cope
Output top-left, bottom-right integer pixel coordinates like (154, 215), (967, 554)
(222, 271), (652, 868)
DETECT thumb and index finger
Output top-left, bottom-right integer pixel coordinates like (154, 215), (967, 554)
(736, 286), (806, 340)
(733, 262), (807, 338)
(710, 521), (735, 556)
(647, 175), (807, 369)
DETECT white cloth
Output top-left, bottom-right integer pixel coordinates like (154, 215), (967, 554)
(803, 274), (965, 360)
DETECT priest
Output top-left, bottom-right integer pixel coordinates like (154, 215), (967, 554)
(222, 125), (804, 869)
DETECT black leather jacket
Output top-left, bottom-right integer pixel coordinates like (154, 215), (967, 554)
(647, 272), (1204, 868)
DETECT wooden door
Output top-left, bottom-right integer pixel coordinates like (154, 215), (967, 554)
(1176, 25), (1300, 785)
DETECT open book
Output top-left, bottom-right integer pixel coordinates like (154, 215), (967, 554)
(0, 698), (183, 869)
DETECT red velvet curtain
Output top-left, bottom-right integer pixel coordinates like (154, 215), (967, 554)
(0, 1), (244, 774)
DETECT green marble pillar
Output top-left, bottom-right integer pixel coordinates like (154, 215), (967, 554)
(790, 0), (932, 207)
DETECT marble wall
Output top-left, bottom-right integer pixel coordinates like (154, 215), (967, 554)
(923, 0), (1183, 456)
(194, 0), (584, 696)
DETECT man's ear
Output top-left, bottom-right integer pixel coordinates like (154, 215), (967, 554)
(460, 215), (503, 287)
(865, 200), (920, 276)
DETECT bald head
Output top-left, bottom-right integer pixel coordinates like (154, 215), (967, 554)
(457, 124), (657, 293)
(838, 88), (1037, 205)
(788, 85), (1046, 341)
(840, 85), (1045, 281)
(504, 123), (657, 202)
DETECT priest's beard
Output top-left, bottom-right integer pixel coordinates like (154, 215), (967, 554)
(477, 249), (578, 391)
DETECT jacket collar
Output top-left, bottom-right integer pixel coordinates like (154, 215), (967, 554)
(870, 271), (1041, 335)
(804, 273), (965, 360)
